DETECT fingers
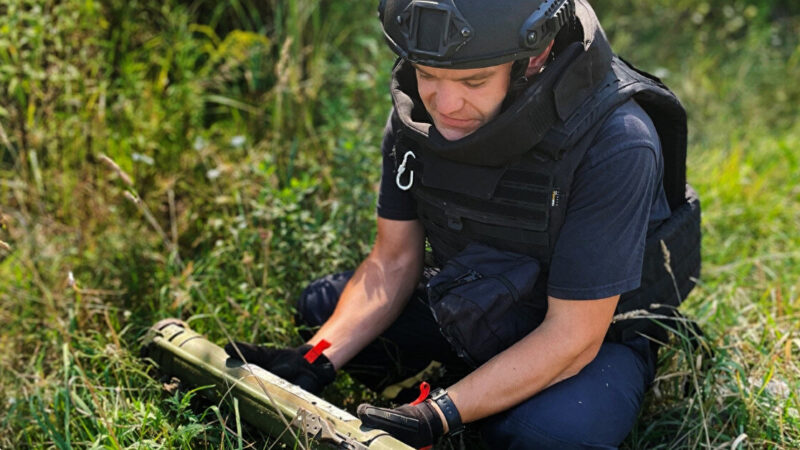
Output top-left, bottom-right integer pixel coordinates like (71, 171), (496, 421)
(220, 343), (333, 394)
(358, 404), (421, 431)
(293, 372), (323, 394)
(224, 341), (254, 360)
(223, 342), (278, 366)
(223, 342), (242, 358)
(358, 403), (435, 448)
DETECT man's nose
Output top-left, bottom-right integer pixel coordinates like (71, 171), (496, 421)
(434, 82), (464, 115)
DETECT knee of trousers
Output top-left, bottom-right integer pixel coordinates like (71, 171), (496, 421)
(478, 342), (650, 449)
(479, 417), (620, 450)
(295, 271), (353, 327)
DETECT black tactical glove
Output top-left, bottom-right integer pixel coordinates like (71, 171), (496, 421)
(223, 342), (335, 394)
(357, 400), (444, 448)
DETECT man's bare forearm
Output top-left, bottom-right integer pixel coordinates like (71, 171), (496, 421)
(447, 296), (618, 424)
(306, 218), (425, 370)
(307, 254), (421, 368)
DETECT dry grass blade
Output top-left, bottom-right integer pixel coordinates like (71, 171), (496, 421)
(123, 190), (183, 266)
(98, 154), (134, 187)
(0, 121), (15, 156)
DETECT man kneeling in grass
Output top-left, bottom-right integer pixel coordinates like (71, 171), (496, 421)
(227, 0), (701, 447)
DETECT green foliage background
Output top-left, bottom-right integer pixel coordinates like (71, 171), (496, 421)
(0, 0), (798, 448)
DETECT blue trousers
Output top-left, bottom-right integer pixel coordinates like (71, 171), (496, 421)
(296, 272), (656, 449)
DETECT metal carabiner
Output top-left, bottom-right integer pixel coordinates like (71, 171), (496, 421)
(395, 150), (416, 191)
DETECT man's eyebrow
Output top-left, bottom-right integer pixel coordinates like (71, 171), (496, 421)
(413, 65), (495, 81)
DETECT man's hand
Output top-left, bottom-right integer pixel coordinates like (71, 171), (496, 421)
(224, 342), (335, 394)
(357, 401), (444, 448)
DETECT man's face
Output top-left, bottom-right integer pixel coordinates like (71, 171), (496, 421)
(414, 62), (513, 141)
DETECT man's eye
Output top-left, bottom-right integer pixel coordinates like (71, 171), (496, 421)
(417, 72), (433, 80)
(464, 81), (485, 88)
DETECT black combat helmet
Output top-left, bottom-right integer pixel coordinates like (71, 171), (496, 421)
(378, 0), (575, 69)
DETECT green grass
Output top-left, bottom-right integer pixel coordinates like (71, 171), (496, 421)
(1, 0), (798, 448)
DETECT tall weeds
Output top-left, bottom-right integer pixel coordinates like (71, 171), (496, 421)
(1, 0), (798, 448)
(1, 0), (387, 446)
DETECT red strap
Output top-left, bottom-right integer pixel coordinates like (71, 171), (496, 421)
(410, 381), (430, 406)
(303, 339), (331, 363)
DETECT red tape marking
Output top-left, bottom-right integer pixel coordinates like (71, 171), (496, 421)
(303, 339), (331, 363)
(410, 381), (430, 406)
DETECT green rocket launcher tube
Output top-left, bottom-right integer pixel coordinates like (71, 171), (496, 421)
(142, 318), (413, 450)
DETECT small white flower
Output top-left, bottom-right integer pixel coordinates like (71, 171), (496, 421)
(132, 153), (154, 165)
(230, 135), (246, 148)
(193, 136), (207, 151)
(206, 168), (221, 180)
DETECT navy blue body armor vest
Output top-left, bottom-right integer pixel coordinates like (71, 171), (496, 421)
(389, 1), (701, 343)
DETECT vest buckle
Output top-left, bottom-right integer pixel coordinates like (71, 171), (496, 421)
(447, 214), (463, 231)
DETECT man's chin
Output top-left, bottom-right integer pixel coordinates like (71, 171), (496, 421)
(437, 125), (476, 141)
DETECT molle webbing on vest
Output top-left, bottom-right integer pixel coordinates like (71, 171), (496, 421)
(410, 168), (555, 266)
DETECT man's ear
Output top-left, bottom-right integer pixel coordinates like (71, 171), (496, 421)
(525, 40), (556, 77)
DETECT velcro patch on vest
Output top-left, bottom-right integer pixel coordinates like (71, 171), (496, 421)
(491, 169), (553, 209)
(410, 146), (506, 200)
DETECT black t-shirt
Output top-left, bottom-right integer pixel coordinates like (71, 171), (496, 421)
(377, 100), (671, 300)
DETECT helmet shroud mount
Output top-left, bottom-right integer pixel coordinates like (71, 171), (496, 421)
(379, 0), (576, 69)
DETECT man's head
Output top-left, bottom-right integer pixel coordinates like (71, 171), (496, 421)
(413, 42), (553, 140)
(379, 0), (574, 139)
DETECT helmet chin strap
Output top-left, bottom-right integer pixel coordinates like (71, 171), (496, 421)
(511, 59), (530, 85)
(503, 40), (555, 110)
(502, 59), (531, 111)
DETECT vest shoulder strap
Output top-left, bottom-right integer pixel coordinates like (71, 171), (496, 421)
(537, 56), (688, 210)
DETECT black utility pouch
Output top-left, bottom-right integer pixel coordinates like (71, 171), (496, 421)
(427, 242), (542, 367)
